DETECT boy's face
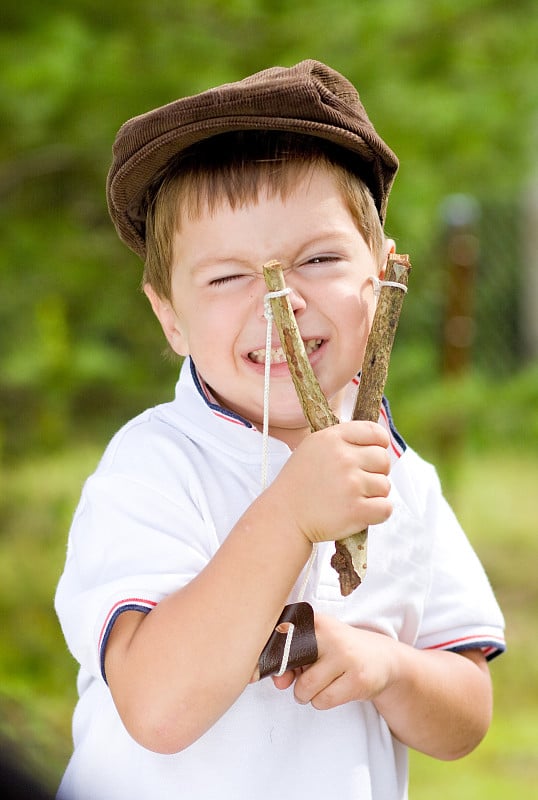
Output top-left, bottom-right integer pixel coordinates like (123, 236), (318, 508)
(146, 167), (393, 449)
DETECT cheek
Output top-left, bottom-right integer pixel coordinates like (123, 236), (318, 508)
(337, 294), (375, 367)
(364, 297), (377, 331)
(187, 310), (238, 362)
(337, 288), (374, 332)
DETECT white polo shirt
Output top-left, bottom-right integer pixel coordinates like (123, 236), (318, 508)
(55, 358), (505, 800)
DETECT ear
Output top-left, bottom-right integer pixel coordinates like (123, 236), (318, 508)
(379, 239), (396, 281)
(143, 283), (189, 356)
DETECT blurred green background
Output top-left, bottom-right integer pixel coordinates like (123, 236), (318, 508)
(1, 0), (537, 796)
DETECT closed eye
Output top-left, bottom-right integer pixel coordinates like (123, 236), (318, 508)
(209, 274), (246, 286)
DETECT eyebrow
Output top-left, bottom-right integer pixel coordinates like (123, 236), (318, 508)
(189, 229), (357, 274)
(190, 256), (255, 275)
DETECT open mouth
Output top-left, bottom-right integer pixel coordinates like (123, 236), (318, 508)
(248, 338), (323, 365)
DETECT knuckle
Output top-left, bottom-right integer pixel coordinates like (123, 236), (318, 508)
(378, 499), (393, 522)
(367, 420), (390, 445)
(380, 476), (391, 496)
(298, 668), (316, 694)
(381, 449), (391, 473)
(311, 686), (336, 711)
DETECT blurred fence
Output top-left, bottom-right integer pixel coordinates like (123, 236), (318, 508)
(432, 189), (536, 377)
(476, 197), (526, 373)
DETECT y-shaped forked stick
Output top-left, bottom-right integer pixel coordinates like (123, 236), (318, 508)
(263, 255), (411, 596)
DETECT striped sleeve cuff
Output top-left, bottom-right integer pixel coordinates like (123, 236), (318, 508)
(421, 630), (506, 662)
(98, 597), (158, 682)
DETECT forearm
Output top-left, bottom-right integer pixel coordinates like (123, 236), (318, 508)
(374, 643), (493, 760)
(105, 487), (312, 754)
(104, 422), (393, 754)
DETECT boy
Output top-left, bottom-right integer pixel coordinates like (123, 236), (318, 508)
(55, 60), (505, 800)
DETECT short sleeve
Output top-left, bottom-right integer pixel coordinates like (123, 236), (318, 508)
(55, 454), (217, 682)
(414, 461), (505, 660)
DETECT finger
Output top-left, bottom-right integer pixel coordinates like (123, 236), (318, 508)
(355, 495), (393, 527)
(293, 659), (343, 706)
(360, 472), (391, 498)
(309, 673), (357, 710)
(294, 660), (359, 710)
(272, 669), (298, 691)
(360, 445), (391, 476)
(339, 420), (390, 448)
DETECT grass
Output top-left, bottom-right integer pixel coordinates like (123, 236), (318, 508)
(0, 440), (537, 796)
(0, 444), (99, 790)
(409, 450), (538, 799)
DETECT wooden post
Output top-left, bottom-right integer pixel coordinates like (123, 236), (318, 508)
(440, 194), (480, 377)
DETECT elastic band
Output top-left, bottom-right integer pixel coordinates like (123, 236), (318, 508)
(370, 275), (408, 296)
(261, 288), (291, 489)
(261, 286), (318, 677)
(274, 542), (318, 676)
(261, 286), (319, 677)
(264, 288), (292, 310)
(275, 622), (296, 677)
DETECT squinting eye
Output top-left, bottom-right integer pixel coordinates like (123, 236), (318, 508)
(305, 255), (339, 266)
(210, 274), (244, 286)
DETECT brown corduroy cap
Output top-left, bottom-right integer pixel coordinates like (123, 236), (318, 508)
(107, 59), (399, 261)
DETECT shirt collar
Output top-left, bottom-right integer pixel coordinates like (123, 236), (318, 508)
(188, 358), (256, 429)
(182, 357), (405, 460)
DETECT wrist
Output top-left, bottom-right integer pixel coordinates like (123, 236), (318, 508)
(372, 638), (414, 712)
(260, 481), (314, 552)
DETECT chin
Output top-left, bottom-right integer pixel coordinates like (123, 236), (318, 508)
(268, 392), (307, 422)
(268, 409), (312, 434)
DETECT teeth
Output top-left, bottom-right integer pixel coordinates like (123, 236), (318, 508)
(305, 338), (322, 355)
(249, 346), (286, 365)
(249, 339), (322, 365)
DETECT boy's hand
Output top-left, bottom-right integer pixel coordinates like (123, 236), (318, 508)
(272, 421), (392, 545)
(272, 614), (394, 708)
(271, 614), (493, 763)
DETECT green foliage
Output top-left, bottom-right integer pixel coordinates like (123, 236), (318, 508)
(0, 446), (97, 790)
(410, 450), (538, 799)
(387, 354), (538, 460)
(2, 0), (538, 456)
(1, 5), (537, 789)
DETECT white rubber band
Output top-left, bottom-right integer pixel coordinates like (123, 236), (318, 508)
(261, 285), (318, 678)
(261, 288), (291, 489)
(370, 275), (408, 296)
(275, 622), (296, 677)
(274, 540), (318, 676)
(264, 288), (292, 308)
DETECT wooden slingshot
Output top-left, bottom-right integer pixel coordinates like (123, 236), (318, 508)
(263, 254), (411, 596)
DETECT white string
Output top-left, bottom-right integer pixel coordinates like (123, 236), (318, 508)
(261, 286), (318, 678)
(261, 288), (291, 490)
(370, 275), (408, 296)
(275, 542), (318, 677)
(275, 624), (295, 677)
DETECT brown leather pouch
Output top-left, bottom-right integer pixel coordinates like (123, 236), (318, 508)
(258, 602), (318, 679)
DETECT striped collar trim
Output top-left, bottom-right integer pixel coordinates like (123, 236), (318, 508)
(190, 359), (255, 429)
(380, 396), (406, 459)
(189, 359), (407, 456)
(349, 376), (406, 459)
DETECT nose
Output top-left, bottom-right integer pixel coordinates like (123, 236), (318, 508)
(287, 284), (307, 314)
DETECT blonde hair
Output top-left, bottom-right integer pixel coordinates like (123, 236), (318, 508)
(144, 132), (385, 299)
